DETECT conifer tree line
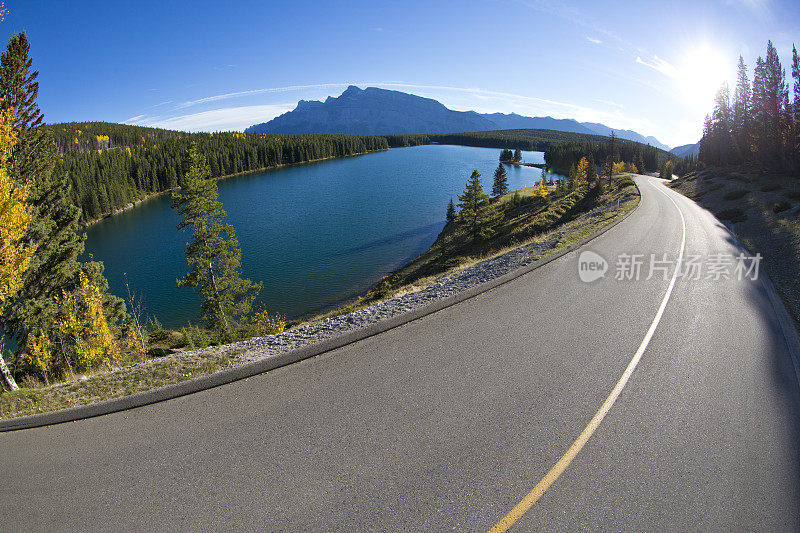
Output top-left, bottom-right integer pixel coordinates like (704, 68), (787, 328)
(51, 125), (414, 223)
(544, 137), (662, 176)
(700, 40), (800, 171)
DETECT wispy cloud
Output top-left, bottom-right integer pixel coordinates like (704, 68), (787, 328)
(177, 82), (407, 108)
(586, 36), (602, 45)
(594, 98), (623, 109)
(726, 0), (771, 19)
(124, 104), (295, 132)
(636, 55), (678, 78)
(514, 0), (639, 51)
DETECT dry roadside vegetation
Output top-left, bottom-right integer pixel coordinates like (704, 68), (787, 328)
(670, 168), (800, 325)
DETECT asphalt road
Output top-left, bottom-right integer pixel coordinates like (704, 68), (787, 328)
(2, 176), (798, 531)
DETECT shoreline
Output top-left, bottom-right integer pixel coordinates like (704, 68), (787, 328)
(505, 160), (546, 169)
(80, 148), (389, 228)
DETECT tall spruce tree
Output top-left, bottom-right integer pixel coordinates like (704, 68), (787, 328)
(457, 170), (495, 243)
(491, 163), (508, 198)
(732, 56), (751, 161)
(793, 45), (800, 124)
(711, 82), (734, 164)
(172, 143), (261, 338)
(445, 197), (456, 222)
(762, 41), (788, 166)
(0, 33), (111, 355)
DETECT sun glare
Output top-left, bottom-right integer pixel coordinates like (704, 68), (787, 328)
(678, 45), (732, 111)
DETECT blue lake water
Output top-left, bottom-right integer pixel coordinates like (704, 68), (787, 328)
(84, 145), (560, 327)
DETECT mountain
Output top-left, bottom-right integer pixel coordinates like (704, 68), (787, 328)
(246, 86), (670, 149)
(579, 122), (670, 151)
(480, 112), (595, 135)
(670, 142), (700, 158)
(247, 85), (495, 135)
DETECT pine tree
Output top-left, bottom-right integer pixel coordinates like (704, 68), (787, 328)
(634, 149), (645, 178)
(752, 56), (767, 122)
(732, 56), (751, 162)
(762, 41), (789, 166)
(567, 163), (577, 189)
(513, 148), (522, 162)
(607, 131), (620, 162)
(445, 197), (456, 222)
(491, 163), (508, 198)
(586, 154), (597, 183)
(711, 82), (733, 164)
(791, 45), (800, 166)
(660, 160), (674, 180)
(0, 33), (101, 356)
(457, 170), (494, 243)
(793, 45), (800, 124)
(172, 143), (261, 338)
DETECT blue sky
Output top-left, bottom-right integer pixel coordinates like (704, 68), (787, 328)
(2, 0), (798, 148)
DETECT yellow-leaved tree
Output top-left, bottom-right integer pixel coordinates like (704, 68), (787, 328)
(612, 161), (627, 175)
(26, 271), (120, 381)
(532, 176), (549, 198)
(575, 157), (590, 187)
(76, 271), (118, 369)
(0, 106), (35, 390)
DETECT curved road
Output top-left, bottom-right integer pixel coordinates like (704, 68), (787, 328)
(2, 176), (799, 531)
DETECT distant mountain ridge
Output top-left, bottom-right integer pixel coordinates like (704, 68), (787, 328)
(246, 86), (671, 150)
(669, 142), (700, 158)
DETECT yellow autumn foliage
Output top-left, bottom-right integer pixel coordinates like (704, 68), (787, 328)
(612, 161), (627, 175)
(251, 308), (286, 336)
(75, 271), (118, 369)
(0, 107), (35, 306)
(22, 329), (51, 378)
(575, 157), (589, 186)
(532, 176), (549, 198)
(24, 272), (120, 377)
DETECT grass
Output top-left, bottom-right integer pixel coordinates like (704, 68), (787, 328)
(0, 175), (639, 421)
(670, 168), (800, 331)
(0, 345), (245, 419)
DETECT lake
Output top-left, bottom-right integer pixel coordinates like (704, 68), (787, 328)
(84, 144), (560, 328)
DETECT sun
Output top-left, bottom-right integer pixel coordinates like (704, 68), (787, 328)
(677, 45), (732, 111)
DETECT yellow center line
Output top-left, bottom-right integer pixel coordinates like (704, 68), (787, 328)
(489, 181), (686, 532)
